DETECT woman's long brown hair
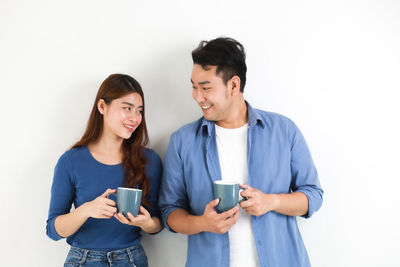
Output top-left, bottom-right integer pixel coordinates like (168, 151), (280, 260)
(72, 74), (151, 208)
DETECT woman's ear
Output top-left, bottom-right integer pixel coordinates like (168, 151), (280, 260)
(97, 99), (106, 115)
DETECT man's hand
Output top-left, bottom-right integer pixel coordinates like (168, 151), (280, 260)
(200, 199), (240, 234)
(239, 185), (278, 216)
(166, 199), (240, 235)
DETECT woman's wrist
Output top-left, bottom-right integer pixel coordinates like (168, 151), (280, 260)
(76, 202), (91, 219)
(141, 217), (161, 233)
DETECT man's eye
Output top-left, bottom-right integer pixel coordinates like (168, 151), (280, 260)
(203, 87), (210, 90)
(124, 107), (131, 111)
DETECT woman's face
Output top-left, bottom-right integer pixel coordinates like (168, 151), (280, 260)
(99, 92), (143, 140)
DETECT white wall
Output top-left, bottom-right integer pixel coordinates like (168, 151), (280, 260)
(1, 0), (399, 266)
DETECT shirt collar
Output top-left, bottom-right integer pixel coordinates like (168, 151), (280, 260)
(246, 101), (264, 129)
(200, 100), (264, 137)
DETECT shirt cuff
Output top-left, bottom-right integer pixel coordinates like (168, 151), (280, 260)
(161, 207), (182, 233)
(46, 217), (64, 241)
(296, 187), (323, 219)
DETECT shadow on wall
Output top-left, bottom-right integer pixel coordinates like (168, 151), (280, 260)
(127, 42), (200, 266)
(136, 41), (202, 157)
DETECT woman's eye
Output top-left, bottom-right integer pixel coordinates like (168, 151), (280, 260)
(124, 107), (131, 111)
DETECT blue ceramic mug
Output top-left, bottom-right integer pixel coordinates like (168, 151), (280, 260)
(109, 187), (142, 217)
(213, 181), (246, 212)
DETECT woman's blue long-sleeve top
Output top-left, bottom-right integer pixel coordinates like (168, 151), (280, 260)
(46, 146), (162, 251)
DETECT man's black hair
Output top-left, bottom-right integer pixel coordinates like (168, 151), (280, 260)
(192, 37), (247, 93)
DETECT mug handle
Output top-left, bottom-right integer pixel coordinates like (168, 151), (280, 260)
(107, 191), (119, 213)
(107, 191), (117, 201)
(239, 185), (248, 202)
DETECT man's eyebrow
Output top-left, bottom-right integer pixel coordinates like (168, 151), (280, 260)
(121, 102), (143, 108)
(191, 79), (210, 85)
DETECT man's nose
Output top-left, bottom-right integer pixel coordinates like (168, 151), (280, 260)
(193, 89), (205, 102)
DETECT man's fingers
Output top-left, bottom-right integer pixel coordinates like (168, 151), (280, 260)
(239, 184), (249, 190)
(212, 198), (220, 207)
(233, 208), (240, 220)
(241, 188), (255, 198)
(222, 209), (240, 226)
(242, 206), (257, 215)
(206, 198), (220, 210)
(221, 206), (239, 219)
(239, 199), (252, 208)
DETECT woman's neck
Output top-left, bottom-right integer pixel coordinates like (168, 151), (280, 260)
(88, 133), (124, 165)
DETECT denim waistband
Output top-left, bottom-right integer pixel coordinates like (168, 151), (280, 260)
(68, 244), (144, 264)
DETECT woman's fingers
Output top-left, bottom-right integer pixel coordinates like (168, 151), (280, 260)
(101, 188), (116, 198)
(114, 213), (130, 223)
(139, 206), (150, 217)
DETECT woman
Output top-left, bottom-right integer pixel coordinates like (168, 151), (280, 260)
(46, 74), (162, 267)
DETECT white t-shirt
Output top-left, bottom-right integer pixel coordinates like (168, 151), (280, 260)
(215, 124), (260, 267)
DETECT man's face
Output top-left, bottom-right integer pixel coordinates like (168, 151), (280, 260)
(191, 64), (233, 123)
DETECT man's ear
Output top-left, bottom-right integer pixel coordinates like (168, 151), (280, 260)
(229, 75), (241, 96)
(97, 99), (106, 115)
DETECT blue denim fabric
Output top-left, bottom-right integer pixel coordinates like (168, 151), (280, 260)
(64, 245), (148, 267)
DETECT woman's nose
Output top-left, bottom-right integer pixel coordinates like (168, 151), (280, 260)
(128, 111), (140, 122)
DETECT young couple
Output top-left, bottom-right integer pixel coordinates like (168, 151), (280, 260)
(47, 37), (323, 267)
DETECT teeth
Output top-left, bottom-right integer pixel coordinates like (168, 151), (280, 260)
(125, 125), (134, 129)
(202, 105), (211, 109)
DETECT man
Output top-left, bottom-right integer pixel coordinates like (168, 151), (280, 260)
(159, 37), (323, 267)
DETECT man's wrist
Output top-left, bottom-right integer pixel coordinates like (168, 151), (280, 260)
(196, 214), (208, 233)
(168, 209), (204, 235)
(269, 193), (280, 212)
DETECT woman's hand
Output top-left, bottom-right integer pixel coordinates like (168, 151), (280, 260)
(54, 189), (117, 238)
(114, 206), (162, 234)
(81, 188), (117, 219)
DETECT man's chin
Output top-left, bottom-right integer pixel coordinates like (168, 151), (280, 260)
(203, 114), (217, 122)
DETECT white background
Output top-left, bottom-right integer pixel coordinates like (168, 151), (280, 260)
(1, 0), (399, 266)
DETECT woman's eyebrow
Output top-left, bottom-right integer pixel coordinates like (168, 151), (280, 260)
(122, 102), (143, 108)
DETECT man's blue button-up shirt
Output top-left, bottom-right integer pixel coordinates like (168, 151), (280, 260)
(159, 102), (323, 267)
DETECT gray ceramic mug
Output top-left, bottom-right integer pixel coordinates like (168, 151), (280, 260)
(109, 187), (142, 217)
(213, 181), (246, 212)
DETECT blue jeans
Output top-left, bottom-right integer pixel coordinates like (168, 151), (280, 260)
(64, 244), (148, 267)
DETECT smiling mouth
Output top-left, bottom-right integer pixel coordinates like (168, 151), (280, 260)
(124, 124), (135, 130)
(201, 104), (212, 110)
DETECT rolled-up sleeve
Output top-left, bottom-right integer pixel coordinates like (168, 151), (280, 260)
(46, 153), (75, 241)
(289, 122), (323, 218)
(159, 132), (190, 232)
